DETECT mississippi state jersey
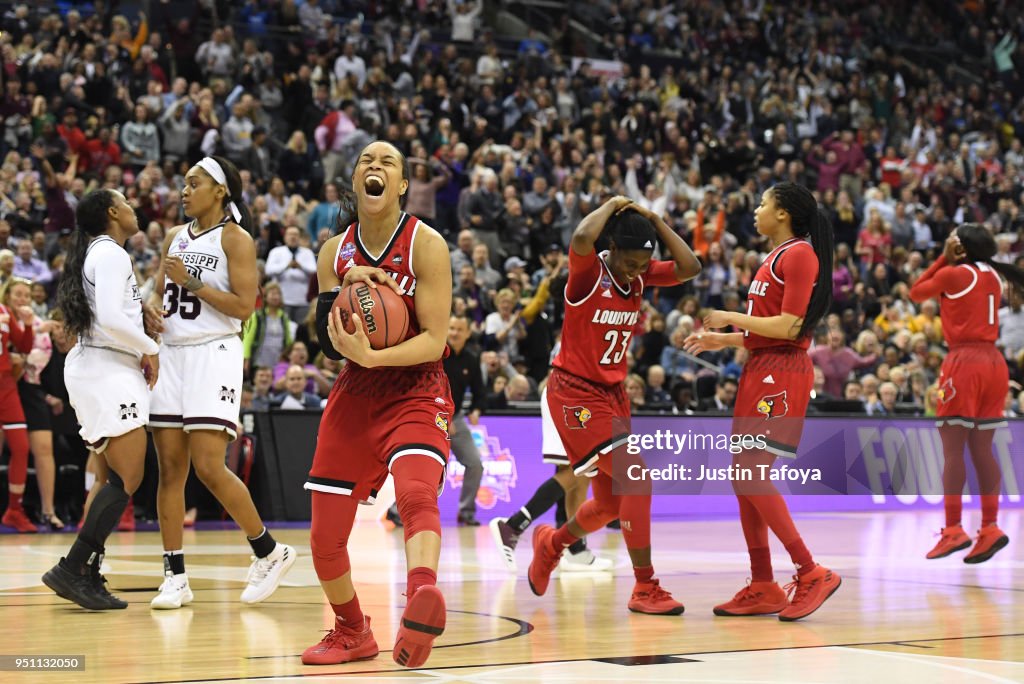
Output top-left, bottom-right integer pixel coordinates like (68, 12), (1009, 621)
(333, 212), (427, 339)
(162, 219), (241, 344)
(80, 236), (157, 358)
(743, 237), (818, 352)
(911, 258), (1001, 345)
(553, 250), (649, 386)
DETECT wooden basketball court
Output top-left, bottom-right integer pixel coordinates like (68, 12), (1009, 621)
(2, 510), (1022, 683)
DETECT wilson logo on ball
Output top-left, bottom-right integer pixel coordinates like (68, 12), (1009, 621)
(354, 284), (379, 335)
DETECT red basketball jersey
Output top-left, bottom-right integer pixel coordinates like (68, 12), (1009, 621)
(743, 238), (818, 352)
(553, 250), (650, 386)
(333, 212), (425, 337)
(911, 258), (1001, 345)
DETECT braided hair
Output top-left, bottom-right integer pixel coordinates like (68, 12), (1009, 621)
(769, 182), (834, 339)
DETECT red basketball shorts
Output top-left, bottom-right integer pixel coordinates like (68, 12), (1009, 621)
(732, 348), (813, 459)
(306, 363), (455, 503)
(935, 343), (1008, 429)
(546, 367), (630, 476)
(0, 377), (26, 428)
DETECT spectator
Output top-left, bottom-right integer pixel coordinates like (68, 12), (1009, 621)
(486, 373), (530, 410)
(12, 240), (50, 284)
(449, 0), (483, 42)
(625, 373), (646, 411)
(264, 225), (317, 322)
(243, 282), (293, 376)
(698, 376), (738, 413)
(271, 364), (323, 410)
(645, 365), (673, 407)
(809, 330), (879, 398)
(250, 366), (276, 411)
(272, 341), (331, 396)
(120, 103), (160, 170)
(484, 288), (525, 358)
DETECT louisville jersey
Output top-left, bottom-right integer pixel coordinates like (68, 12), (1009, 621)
(333, 212), (432, 344)
(162, 219), (241, 344)
(743, 237), (818, 352)
(553, 249), (678, 386)
(910, 257), (1001, 345)
(0, 302), (33, 375)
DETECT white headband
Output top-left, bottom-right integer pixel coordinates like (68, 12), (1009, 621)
(196, 157), (242, 223)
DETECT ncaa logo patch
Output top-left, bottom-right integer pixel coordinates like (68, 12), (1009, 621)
(435, 412), (450, 440)
(563, 405), (592, 429)
(756, 391), (788, 419)
(339, 242), (356, 261)
(600, 275), (611, 290)
(177, 238), (189, 251)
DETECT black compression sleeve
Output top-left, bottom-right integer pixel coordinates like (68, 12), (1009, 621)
(316, 291), (343, 360)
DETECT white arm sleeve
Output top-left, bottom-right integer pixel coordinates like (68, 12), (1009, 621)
(94, 248), (159, 356)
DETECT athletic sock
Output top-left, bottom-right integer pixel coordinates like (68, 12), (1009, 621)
(508, 477), (565, 533)
(749, 547), (773, 582)
(633, 565), (655, 583)
(785, 538), (815, 576)
(247, 527), (277, 558)
(6, 490), (24, 512)
(407, 566), (436, 597)
(568, 538), (587, 555)
(163, 550), (186, 576)
(552, 525), (580, 550)
(981, 495), (999, 527)
(944, 494), (962, 528)
(330, 595), (365, 629)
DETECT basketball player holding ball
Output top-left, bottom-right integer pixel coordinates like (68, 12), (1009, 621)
(147, 156), (296, 610)
(910, 224), (1020, 563)
(301, 140), (454, 668)
(526, 196), (701, 615)
(684, 182), (840, 621)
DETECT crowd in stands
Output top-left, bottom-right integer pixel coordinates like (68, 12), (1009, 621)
(3, 0), (1024, 433)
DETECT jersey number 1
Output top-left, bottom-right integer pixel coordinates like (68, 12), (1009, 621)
(600, 330), (631, 365)
(164, 282), (202, 320)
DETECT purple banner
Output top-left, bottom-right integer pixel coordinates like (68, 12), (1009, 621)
(439, 416), (1024, 520)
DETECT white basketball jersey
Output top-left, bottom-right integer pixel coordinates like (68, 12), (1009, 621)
(80, 236), (152, 357)
(161, 219), (241, 344)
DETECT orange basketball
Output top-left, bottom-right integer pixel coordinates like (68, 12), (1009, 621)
(334, 282), (410, 350)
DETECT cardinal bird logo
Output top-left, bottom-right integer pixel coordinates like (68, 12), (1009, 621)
(937, 377), (956, 403)
(756, 391), (788, 419)
(435, 412), (450, 439)
(563, 406), (592, 429)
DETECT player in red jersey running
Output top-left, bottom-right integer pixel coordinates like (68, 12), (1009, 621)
(301, 140), (454, 668)
(684, 182), (841, 621)
(526, 195), (701, 614)
(909, 224), (1021, 563)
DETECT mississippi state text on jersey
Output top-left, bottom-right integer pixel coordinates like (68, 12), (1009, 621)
(743, 238), (818, 351)
(162, 219), (241, 344)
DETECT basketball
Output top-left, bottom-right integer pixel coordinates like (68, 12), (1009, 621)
(334, 282), (409, 349)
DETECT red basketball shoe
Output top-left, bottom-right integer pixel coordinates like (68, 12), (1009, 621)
(713, 580), (789, 616)
(302, 616), (379, 665)
(393, 585), (446, 668)
(527, 525), (563, 597)
(926, 524), (971, 559)
(964, 525), (1010, 564)
(778, 565), (841, 621)
(628, 579), (684, 615)
(2, 507), (38, 533)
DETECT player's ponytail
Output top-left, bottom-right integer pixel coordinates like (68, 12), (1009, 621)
(958, 222), (1024, 297)
(58, 189), (117, 337)
(771, 182), (834, 339)
(209, 155), (255, 236)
